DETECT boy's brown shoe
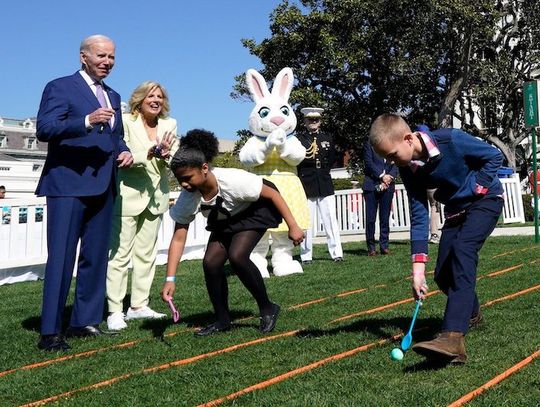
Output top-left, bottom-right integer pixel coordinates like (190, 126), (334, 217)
(412, 331), (467, 364)
(469, 309), (483, 329)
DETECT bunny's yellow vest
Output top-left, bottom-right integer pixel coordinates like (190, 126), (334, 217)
(252, 147), (310, 232)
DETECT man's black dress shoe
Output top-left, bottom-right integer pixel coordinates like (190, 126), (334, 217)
(38, 334), (70, 352)
(260, 303), (280, 333)
(65, 325), (117, 338)
(194, 322), (231, 337)
(333, 257), (344, 262)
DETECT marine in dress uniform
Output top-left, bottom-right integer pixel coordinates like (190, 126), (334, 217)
(297, 107), (343, 263)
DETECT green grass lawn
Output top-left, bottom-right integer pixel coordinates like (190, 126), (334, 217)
(1, 236), (539, 406)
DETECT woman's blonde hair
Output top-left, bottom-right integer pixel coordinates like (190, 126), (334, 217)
(128, 81), (170, 118)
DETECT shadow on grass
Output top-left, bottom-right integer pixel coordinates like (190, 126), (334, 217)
(403, 358), (457, 372)
(293, 316), (460, 372)
(343, 242), (410, 256)
(294, 316), (440, 339)
(22, 305), (78, 333)
(140, 309), (256, 339)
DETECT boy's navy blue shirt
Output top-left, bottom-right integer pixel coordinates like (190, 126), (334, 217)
(399, 128), (504, 257)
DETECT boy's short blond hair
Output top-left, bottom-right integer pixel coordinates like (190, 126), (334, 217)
(369, 113), (411, 146)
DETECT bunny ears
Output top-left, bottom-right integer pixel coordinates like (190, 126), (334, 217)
(246, 67), (294, 103)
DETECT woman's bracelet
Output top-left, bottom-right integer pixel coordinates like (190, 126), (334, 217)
(165, 276), (176, 282)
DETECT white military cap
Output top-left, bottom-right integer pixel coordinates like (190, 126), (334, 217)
(300, 107), (324, 118)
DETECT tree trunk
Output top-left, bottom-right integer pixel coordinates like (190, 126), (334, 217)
(439, 77), (465, 128)
(438, 31), (473, 127)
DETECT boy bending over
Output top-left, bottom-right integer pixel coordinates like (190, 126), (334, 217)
(369, 113), (504, 364)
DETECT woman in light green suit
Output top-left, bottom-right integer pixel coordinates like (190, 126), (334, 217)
(107, 81), (178, 330)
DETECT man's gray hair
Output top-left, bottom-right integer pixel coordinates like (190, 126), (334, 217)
(80, 35), (114, 53)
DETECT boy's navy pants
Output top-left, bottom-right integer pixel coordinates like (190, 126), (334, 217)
(434, 197), (504, 334)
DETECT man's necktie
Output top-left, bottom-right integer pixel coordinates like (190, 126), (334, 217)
(95, 83), (108, 108)
(95, 83), (113, 130)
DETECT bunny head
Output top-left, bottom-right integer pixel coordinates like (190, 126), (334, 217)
(246, 67), (297, 138)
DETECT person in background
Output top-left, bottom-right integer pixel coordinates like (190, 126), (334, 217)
(162, 129), (304, 336)
(297, 107), (343, 264)
(35, 34), (133, 352)
(369, 113), (503, 364)
(0, 185), (5, 199)
(106, 81), (178, 330)
(362, 141), (397, 256)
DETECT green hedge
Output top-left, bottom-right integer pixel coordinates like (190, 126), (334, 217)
(333, 175), (364, 190)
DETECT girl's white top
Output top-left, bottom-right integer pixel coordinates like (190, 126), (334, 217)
(169, 167), (263, 224)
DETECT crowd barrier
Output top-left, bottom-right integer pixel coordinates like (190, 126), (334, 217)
(0, 174), (525, 285)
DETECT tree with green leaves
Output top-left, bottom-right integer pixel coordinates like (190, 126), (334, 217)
(456, 0), (540, 169)
(233, 0), (540, 170)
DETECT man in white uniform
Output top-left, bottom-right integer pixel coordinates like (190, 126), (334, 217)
(297, 107), (343, 264)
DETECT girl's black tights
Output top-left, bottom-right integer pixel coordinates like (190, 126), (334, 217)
(203, 229), (273, 326)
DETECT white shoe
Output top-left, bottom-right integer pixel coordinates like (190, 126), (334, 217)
(107, 312), (127, 330)
(125, 306), (166, 320)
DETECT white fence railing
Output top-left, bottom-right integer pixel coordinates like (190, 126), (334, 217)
(310, 174), (524, 236)
(1, 174), (525, 285)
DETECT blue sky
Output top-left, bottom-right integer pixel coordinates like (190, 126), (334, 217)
(0, 1), (289, 140)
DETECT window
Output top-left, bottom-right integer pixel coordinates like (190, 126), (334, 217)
(0, 134), (6, 148)
(25, 137), (38, 150)
(22, 119), (34, 129)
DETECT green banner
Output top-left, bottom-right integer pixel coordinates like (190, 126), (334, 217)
(524, 81), (539, 127)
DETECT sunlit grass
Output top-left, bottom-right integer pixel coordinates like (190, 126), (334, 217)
(0, 236), (538, 406)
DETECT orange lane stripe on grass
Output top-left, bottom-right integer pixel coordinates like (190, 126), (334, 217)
(142, 330), (300, 373)
(483, 284), (540, 307)
(448, 348), (540, 407)
(330, 261), (531, 325)
(0, 340), (138, 378)
(5, 259), (528, 380)
(491, 246), (535, 259)
(336, 287), (369, 298)
(287, 297), (328, 309)
(0, 328), (195, 379)
(198, 336), (397, 407)
(22, 278), (540, 406)
(200, 282), (540, 406)
(479, 264), (524, 279)
(329, 291), (440, 324)
(2, 284), (371, 379)
(290, 288), (368, 309)
(20, 330), (300, 407)
(21, 373), (133, 407)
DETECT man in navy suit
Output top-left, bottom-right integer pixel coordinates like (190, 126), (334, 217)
(36, 35), (133, 351)
(362, 142), (398, 256)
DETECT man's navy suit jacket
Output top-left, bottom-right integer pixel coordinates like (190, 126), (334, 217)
(362, 143), (398, 191)
(36, 72), (128, 197)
